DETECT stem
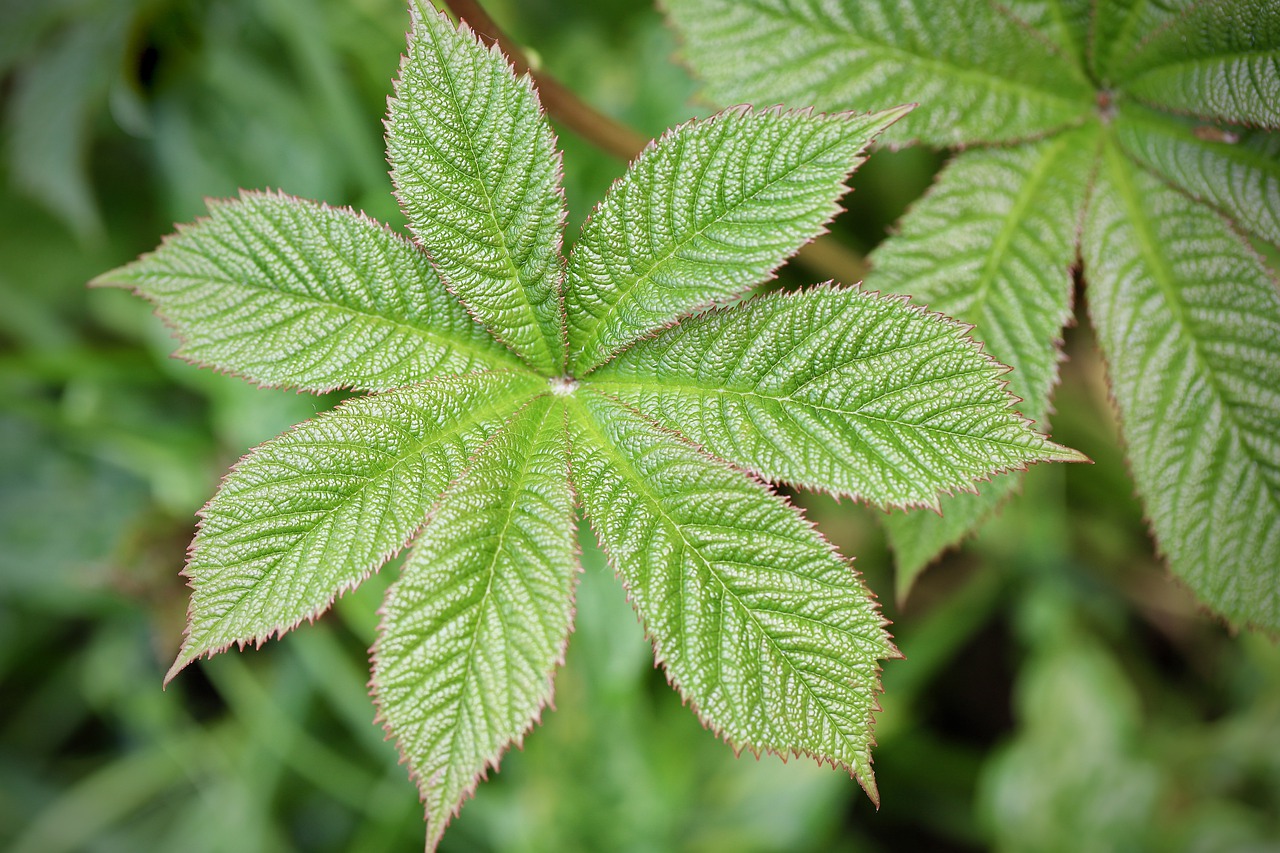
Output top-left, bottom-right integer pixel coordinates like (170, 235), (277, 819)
(439, 0), (869, 285)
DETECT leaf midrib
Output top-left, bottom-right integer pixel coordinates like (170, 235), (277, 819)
(589, 370), (1053, 455)
(438, 397), (556, 810)
(572, 394), (870, 770)
(737, 0), (1091, 110)
(412, 15), (561, 369)
(141, 266), (529, 378)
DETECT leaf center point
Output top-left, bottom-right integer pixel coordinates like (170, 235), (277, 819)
(548, 376), (578, 396)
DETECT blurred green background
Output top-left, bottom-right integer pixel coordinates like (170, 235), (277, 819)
(2, 1), (1279, 850)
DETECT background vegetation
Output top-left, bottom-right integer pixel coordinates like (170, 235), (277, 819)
(2, 0), (1278, 850)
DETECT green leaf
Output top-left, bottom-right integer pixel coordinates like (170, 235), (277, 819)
(168, 371), (543, 681)
(94, 192), (527, 391)
(1002, 0), (1093, 71)
(569, 390), (896, 801)
(1088, 0), (1182, 86)
(1082, 141), (1280, 630)
(865, 128), (1098, 592)
(565, 105), (909, 374)
(1111, 0), (1280, 128)
(592, 286), (1084, 510)
(1114, 104), (1280, 248)
(388, 3), (567, 373)
(660, 0), (1093, 147)
(374, 395), (576, 850)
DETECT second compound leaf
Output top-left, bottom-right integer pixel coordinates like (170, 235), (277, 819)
(1083, 142), (1280, 631)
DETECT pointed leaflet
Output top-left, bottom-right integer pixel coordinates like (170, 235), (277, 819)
(374, 396), (576, 850)
(93, 192), (526, 392)
(565, 105), (909, 374)
(660, 0), (1092, 147)
(569, 391), (896, 799)
(1115, 104), (1280, 248)
(169, 371), (543, 680)
(1083, 141), (1280, 630)
(388, 3), (566, 372)
(592, 287), (1084, 511)
(868, 129), (1098, 594)
(1111, 0), (1280, 128)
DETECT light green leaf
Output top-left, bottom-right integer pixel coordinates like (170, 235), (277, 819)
(592, 286), (1084, 510)
(565, 105), (908, 374)
(1111, 0), (1280, 128)
(94, 192), (527, 391)
(1082, 141), (1280, 630)
(570, 390), (896, 801)
(1002, 0), (1093, 71)
(388, 3), (566, 372)
(867, 128), (1098, 592)
(374, 395), (576, 851)
(168, 371), (543, 681)
(1115, 104), (1280, 248)
(660, 0), (1092, 147)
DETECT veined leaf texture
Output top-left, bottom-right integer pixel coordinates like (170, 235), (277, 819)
(98, 2), (1089, 847)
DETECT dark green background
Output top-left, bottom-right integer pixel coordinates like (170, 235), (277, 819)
(2, 1), (1278, 850)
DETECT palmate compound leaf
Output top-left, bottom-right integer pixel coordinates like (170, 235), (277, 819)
(590, 286), (1085, 511)
(91, 191), (527, 392)
(94, 1), (1098, 846)
(568, 390), (898, 802)
(659, 0), (1093, 147)
(565, 103), (912, 374)
(1083, 141), (1280, 630)
(166, 370), (544, 681)
(867, 128), (1099, 596)
(373, 394), (576, 850)
(388, 2), (567, 373)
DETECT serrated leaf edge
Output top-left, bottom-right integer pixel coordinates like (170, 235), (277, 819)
(164, 370), (542, 685)
(570, 389), (898, 805)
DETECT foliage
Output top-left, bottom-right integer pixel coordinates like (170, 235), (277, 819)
(663, 0), (1280, 629)
(88, 2), (1089, 846)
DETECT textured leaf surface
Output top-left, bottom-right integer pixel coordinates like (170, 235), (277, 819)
(593, 286), (1083, 510)
(1003, 0), (1092, 70)
(661, 0), (1092, 146)
(94, 191), (525, 391)
(866, 129), (1098, 590)
(570, 391), (896, 799)
(374, 396), (575, 850)
(1083, 143), (1280, 630)
(565, 105), (908, 374)
(1112, 0), (1280, 128)
(1115, 105), (1280, 248)
(1089, 0), (1182, 85)
(388, 3), (566, 372)
(169, 371), (543, 680)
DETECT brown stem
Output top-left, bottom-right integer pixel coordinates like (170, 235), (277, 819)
(442, 0), (648, 161)
(438, 0), (868, 285)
